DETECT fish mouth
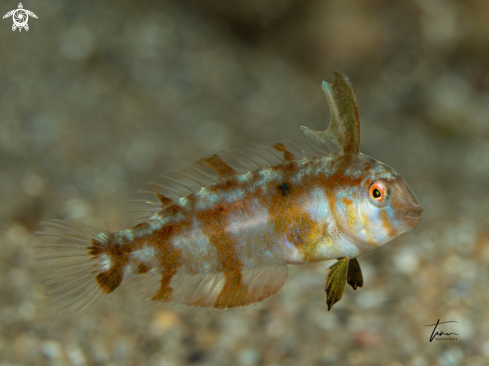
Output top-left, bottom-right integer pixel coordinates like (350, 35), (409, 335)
(404, 205), (423, 224)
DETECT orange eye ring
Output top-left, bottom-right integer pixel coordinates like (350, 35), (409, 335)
(369, 182), (387, 203)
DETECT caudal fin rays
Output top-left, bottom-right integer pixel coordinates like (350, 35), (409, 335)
(34, 220), (112, 319)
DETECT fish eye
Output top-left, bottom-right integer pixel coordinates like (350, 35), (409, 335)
(369, 182), (387, 203)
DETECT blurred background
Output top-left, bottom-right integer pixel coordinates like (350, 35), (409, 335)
(1, 0), (489, 365)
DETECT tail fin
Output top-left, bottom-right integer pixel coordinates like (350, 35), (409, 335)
(34, 219), (114, 318)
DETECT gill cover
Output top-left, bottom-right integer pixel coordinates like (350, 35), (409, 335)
(301, 71), (360, 154)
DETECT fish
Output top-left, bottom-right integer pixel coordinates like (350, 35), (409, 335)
(34, 71), (423, 318)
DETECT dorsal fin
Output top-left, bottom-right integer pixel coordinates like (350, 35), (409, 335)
(301, 71), (360, 154)
(272, 142), (295, 161)
(198, 154), (237, 179)
(122, 138), (330, 228)
(156, 193), (173, 206)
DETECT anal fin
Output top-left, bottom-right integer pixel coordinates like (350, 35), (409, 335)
(157, 265), (288, 309)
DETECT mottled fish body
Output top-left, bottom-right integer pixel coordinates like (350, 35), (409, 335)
(35, 72), (422, 317)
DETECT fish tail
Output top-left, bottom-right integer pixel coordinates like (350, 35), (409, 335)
(34, 219), (116, 318)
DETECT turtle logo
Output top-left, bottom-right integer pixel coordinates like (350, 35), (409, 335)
(3, 3), (37, 32)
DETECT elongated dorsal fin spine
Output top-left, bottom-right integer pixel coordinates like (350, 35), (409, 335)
(199, 154), (237, 178)
(301, 71), (360, 154)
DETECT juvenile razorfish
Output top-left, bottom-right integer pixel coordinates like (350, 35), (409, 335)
(35, 71), (423, 317)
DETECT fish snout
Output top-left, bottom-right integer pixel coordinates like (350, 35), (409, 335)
(404, 205), (423, 224)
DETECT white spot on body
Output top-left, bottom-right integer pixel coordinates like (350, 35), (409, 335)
(282, 237), (304, 263)
(178, 197), (189, 206)
(304, 188), (331, 223)
(238, 172), (252, 183)
(226, 201), (269, 234)
(124, 263), (135, 276)
(255, 168), (280, 187)
(171, 220), (220, 273)
(344, 165), (362, 179)
(131, 246), (156, 263)
(135, 213), (176, 238)
(289, 174), (302, 186)
(224, 188), (245, 204)
(119, 229), (134, 242)
(99, 253), (112, 271)
(225, 199), (284, 267)
(195, 189), (220, 210)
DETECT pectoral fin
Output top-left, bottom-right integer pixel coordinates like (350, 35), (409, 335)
(347, 258), (363, 290)
(301, 71), (360, 154)
(325, 257), (349, 311)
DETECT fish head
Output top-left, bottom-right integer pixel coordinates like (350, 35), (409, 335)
(333, 154), (422, 249)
